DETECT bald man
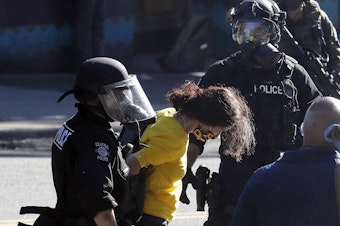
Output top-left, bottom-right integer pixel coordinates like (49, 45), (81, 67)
(231, 97), (340, 226)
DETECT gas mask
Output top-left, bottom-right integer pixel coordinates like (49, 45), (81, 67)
(98, 75), (155, 123)
(323, 124), (340, 151)
(239, 42), (281, 69)
(232, 19), (281, 69)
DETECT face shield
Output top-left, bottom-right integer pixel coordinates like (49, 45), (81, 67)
(98, 75), (155, 123)
(232, 19), (272, 45)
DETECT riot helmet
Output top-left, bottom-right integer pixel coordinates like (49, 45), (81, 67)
(227, 0), (286, 69)
(58, 57), (155, 123)
(229, 0), (286, 45)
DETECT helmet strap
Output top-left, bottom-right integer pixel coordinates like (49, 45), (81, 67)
(57, 90), (75, 103)
(77, 101), (113, 122)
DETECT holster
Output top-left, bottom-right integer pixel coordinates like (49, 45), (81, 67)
(206, 173), (221, 210)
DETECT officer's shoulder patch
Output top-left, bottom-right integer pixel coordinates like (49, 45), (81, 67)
(53, 123), (74, 150)
(95, 142), (110, 162)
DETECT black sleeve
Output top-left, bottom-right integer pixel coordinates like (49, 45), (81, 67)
(291, 62), (323, 123)
(198, 59), (233, 88)
(74, 131), (119, 217)
(320, 10), (340, 74)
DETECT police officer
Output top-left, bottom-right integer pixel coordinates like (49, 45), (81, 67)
(52, 57), (155, 226)
(183, 0), (322, 225)
(276, 0), (340, 95)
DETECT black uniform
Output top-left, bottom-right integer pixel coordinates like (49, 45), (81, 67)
(194, 51), (322, 226)
(52, 105), (127, 224)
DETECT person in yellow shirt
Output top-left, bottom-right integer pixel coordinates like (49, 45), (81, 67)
(126, 81), (256, 226)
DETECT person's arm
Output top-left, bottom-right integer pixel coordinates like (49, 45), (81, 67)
(187, 142), (201, 168)
(292, 62), (322, 123)
(93, 209), (117, 226)
(320, 10), (340, 74)
(126, 154), (142, 175)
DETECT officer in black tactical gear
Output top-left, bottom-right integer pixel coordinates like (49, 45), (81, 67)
(182, 0), (322, 225)
(23, 57), (155, 226)
(276, 0), (340, 96)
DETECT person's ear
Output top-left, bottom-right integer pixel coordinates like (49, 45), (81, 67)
(300, 123), (304, 136)
(324, 124), (340, 143)
(331, 125), (340, 141)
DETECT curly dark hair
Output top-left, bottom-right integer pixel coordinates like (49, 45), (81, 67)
(166, 81), (255, 161)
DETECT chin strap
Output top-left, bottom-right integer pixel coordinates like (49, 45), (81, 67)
(56, 90), (75, 103)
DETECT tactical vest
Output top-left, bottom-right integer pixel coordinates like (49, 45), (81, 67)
(232, 54), (301, 150)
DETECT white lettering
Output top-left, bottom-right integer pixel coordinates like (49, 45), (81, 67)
(254, 84), (283, 95)
(95, 142), (109, 149)
(53, 125), (73, 150)
(97, 155), (109, 162)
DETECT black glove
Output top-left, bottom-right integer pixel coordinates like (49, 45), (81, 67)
(180, 167), (198, 204)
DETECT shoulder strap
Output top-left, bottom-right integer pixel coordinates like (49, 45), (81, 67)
(281, 54), (298, 78)
(334, 159), (340, 224)
(279, 54), (300, 112)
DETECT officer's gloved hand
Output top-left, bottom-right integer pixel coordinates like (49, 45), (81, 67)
(180, 167), (198, 204)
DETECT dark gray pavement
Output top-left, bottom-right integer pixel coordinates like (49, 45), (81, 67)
(0, 71), (203, 152)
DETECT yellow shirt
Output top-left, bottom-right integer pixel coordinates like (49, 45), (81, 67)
(134, 108), (188, 221)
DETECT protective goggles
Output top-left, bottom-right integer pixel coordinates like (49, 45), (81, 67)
(232, 19), (272, 45)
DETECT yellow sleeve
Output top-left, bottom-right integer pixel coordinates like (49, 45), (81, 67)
(134, 108), (188, 168)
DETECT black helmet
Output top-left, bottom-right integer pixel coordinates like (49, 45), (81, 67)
(58, 57), (156, 123)
(74, 57), (130, 99)
(57, 57), (129, 102)
(228, 0), (286, 44)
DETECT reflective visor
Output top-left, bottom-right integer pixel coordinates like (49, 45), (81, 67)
(98, 75), (155, 123)
(232, 19), (272, 45)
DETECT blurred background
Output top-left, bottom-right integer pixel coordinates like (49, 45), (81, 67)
(0, 0), (338, 73)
